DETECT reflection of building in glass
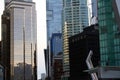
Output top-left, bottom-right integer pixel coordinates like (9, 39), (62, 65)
(1, 0), (37, 80)
(98, 0), (120, 66)
(62, 0), (89, 79)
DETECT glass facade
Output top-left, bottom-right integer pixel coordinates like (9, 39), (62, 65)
(98, 0), (120, 66)
(2, 1), (37, 80)
(62, 0), (88, 78)
(46, 0), (63, 79)
(50, 33), (62, 56)
(46, 0), (63, 42)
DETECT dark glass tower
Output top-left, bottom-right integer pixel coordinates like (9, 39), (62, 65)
(2, 0), (37, 80)
(98, 0), (120, 66)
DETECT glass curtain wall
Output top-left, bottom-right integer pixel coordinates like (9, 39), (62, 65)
(98, 0), (120, 66)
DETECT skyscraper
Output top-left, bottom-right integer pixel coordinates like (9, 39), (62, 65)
(50, 33), (63, 80)
(46, 0), (63, 42)
(50, 33), (62, 56)
(46, 0), (63, 79)
(98, 0), (120, 66)
(62, 0), (88, 79)
(1, 0), (37, 80)
(69, 25), (100, 80)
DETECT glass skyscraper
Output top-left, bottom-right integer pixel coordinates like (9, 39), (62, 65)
(2, 0), (37, 80)
(46, 0), (63, 79)
(50, 33), (62, 56)
(62, 0), (88, 79)
(46, 0), (63, 42)
(98, 0), (120, 66)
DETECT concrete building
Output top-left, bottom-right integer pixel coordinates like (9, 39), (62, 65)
(1, 0), (37, 80)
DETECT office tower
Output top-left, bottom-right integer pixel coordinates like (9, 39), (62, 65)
(50, 33), (63, 80)
(62, 0), (88, 79)
(50, 33), (62, 56)
(46, 0), (63, 42)
(46, 0), (63, 79)
(69, 25), (100, 80)
(98, 0), (120, 66)
(1, 0), (37, 80)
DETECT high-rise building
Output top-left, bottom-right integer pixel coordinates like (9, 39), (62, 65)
(69, 25), (100, 80)
(1, 0), (37, 80)
(46, 0), (63, 79)
(62, 0), (89, 79)
(98, 0), (120, 66)
(46, 0), (63, 43)
(50, 33), (62, 56)
(50, 33), (63, 80)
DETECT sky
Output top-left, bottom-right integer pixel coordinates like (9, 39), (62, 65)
(33, 0), (47, 79)
(0, 0), (47, 79)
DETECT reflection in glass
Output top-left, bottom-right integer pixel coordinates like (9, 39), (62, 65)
(1, 1), (37, 80)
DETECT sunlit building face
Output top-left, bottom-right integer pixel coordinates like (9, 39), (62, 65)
(2, 1), (37, 80)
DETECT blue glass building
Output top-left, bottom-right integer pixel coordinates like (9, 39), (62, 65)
(46, 0), (63, 79)
(46, 0), (63, 42)
(50, 33), (63, 56)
